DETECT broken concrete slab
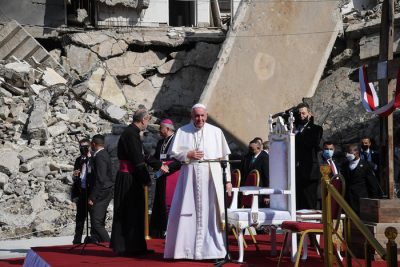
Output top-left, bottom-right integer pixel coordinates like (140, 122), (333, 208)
(91, 38), (128, 59)
(29, 157), (51, 178)
(128, 73), (144, 86)
(123, 80), (159, 109)
(9, 104), (24, 118)
(41, 68), (67, 87)
(105, 51), (166, 76)
(199, 0), (341, 145)
(18, 147), (40, 163)
(87, 67), (126, 106)
(103, 103), (127, 122)
(30, 84), (46, 95)
(0, 105), (10, 120)
(69, 32), (114, 47)
(64, 44), (100, 77)
(67, 109), (82, 123)
(345, 13), (400, 40)
(48, 121), (68, 137)
(1, 62), (36, 88)
(14, 112), (29, 125)
(55, 112), (69, 122)
(0, 149), (20, 175)
(27, 95), (50, 141)
(359, 29), (400, 60)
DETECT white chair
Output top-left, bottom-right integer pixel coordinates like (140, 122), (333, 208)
(227, 115), (297, 263)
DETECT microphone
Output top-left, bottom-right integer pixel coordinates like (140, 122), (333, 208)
(67, 130), (82, 135)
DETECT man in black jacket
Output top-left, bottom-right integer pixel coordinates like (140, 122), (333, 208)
(295, 103), (323, 210)
(88, 134), (114, 243)
(342, 144), (383, 215)
(72, 138), (92, 244)
(240, 138), (269, 206)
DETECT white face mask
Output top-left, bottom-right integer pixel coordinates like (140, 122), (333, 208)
(346, 153), (355, 161)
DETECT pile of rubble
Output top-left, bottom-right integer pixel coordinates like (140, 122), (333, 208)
(0, 58), (121, 238)
(0, 25), (223, 239)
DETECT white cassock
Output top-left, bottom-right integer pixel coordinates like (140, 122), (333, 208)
(164, 122), (231, 260)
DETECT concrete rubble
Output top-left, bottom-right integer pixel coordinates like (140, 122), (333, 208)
(0, 27), (224, 240)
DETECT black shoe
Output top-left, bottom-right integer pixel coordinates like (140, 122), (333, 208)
(84, 236), (99, 244)
(72, 237), (82, 244)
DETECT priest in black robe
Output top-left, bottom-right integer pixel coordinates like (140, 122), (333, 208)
(150, 119), (181, 238)
(110, 109), (168, 256)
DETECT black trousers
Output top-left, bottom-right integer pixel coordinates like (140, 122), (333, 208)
(90, 189), (113, 242)
(296, 180), (318, 210)
(74, 188), (88, 242)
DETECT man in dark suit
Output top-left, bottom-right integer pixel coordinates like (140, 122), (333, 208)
(360, 136), (380, 179)
(316, 141), (341, 209)
(72, 138), (92, 244)
(88, 134), (114, 243)
(295, 103), (323, 210)
(341, 144), (383, 215)
(240, 138), (269, 206)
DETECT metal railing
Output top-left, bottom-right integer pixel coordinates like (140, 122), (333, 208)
(320, 164), (398, 267)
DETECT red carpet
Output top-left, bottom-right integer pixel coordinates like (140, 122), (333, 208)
(0, 234), (394, 267)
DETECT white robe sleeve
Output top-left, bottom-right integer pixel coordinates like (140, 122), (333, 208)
(168, 128), (189, 162)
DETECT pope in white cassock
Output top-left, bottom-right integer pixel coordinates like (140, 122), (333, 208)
(164, 103), (232, 260)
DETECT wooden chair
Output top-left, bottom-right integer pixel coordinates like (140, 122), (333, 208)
(278, 174), (346, 267)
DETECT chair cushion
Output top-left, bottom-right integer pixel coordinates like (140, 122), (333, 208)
(281, 221), (323, 232)
(228, 208), (292, 224)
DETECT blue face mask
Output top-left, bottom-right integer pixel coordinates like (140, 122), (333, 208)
(323, 149), (334, 159)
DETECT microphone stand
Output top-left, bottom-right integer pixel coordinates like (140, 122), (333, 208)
(182, 159), (241, 266)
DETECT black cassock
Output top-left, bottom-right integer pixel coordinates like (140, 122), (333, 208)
(149, 134), (181, 238)
(110, 124), (161, 255)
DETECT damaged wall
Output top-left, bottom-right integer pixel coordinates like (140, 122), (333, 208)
(200, 0), (341, 146)
(0, 0), (65, 27)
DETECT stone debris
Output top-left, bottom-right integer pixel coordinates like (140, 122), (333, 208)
(0, 27), (224, 240)
(41, 68), (67, 87)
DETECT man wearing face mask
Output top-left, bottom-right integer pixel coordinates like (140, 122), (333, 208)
(360, 136), (380, 178)
(294, 103), (323, 210)
(316, 141), (339, 209)
(71, 139), (92, 244)
(341, 144), (383, 215)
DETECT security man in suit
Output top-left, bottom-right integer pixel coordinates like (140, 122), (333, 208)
(72, 138), (92, 244)
(295, 103), (323, 210)
(342, 144), (383, 215)
(88, 134), (114, 243)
